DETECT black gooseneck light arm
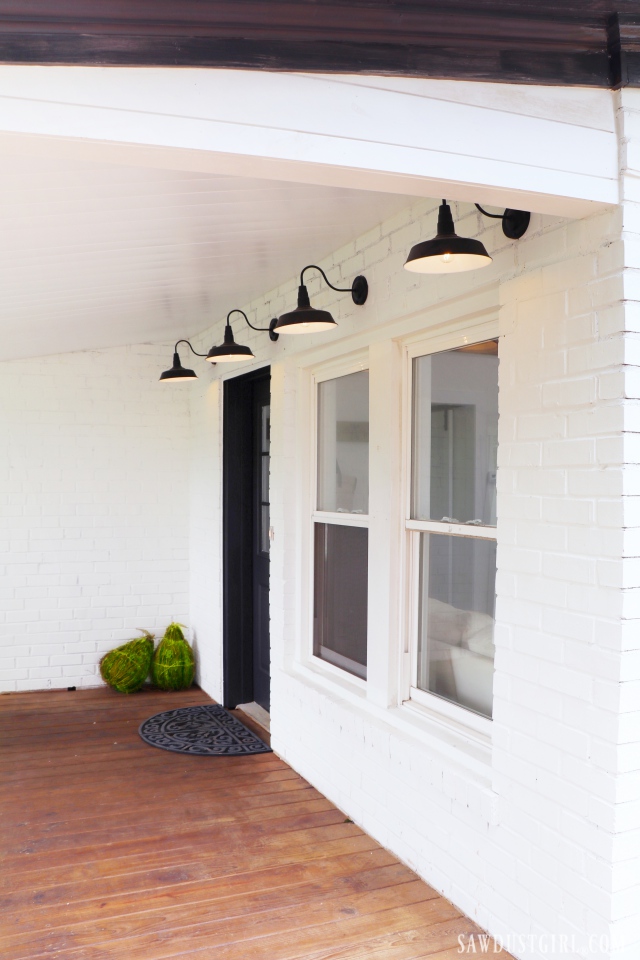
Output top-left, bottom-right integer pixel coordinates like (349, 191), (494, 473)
(474, 204), (503, 220)
(174, 339), (208, 358)
(475, 203), (530, 240)
(227, 309), (280, 343)
(299, 265), (368, 305)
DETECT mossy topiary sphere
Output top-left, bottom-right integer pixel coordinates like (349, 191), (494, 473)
(151, 623), (195, 691)
(100, 631), (155, 694)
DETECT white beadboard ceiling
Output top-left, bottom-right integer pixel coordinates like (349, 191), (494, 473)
(0, 142), (416, 362)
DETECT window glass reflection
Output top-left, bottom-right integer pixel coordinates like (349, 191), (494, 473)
(317, 371), (369, 514)
(412, 342), (498, 525)
(417, 533), (495, 719)
(313, 523), (368, 679)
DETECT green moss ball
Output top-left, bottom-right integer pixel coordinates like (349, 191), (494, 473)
(151, 623), (195, 691)
(100, 631), (155, 694)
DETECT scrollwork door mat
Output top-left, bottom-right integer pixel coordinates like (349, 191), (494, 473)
(139, 704), (272, 755)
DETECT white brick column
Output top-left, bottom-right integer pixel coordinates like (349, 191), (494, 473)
(493, 201), (627, 956)
(612, 87), (640, 960)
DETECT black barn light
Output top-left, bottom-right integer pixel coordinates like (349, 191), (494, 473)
(160, 309), (280, 382)
(159, 340), (205, 382)
(404, 200), (492, 274)
(205, 309), (279, 363)
(273, 265), (368, 335)
(404, 200), (530, 275)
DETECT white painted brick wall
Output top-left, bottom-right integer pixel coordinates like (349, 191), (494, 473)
(188, 181), (632, 959)
(490, 194), (632, 959)
(613, 87), (640, 960)
(0, 343), (190, 691)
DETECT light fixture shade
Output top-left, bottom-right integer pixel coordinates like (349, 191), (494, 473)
(205, 323), (255, 362)
(159, 351), (198, 382)
(404, 201), (492, 274)
(273, 284), (338, 335)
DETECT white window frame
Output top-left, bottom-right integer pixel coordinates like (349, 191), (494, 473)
(400, 320), (499, 742)
(303, 350), (370, 689)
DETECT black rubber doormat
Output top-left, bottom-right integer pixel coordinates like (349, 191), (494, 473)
(139, 704), (271, 756)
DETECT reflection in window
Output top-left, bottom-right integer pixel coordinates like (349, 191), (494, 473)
(313, 523), (368, 679)
(417, 533), (495, 719)
(412, 342), (498, 526)
(317, 370), (369, 514)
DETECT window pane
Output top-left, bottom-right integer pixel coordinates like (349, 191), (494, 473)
(412, 341), (498, 525)
(318, 370), (369, 514)
(261, 403), (270, 453)
(260, 505), (270, 555)
(313, 523), (367, 679)
(417, 533), (495, 718)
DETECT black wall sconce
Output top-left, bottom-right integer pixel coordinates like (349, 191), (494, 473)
(160, 267), (370, 382)
(205, 309), (278, 363)
(159, 310), (279, 382)
(404, 199), (530, 275)
(272, 265), (368, 335)
(159, 340), (204, 382)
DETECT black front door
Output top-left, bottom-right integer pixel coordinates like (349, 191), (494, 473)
(222, 368), (271, 711)
(252, 377), (270, 711)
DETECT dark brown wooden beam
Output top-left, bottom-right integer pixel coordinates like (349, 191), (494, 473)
(0, 1), (636, 87)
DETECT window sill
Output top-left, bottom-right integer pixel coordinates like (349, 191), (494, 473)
(296, 655), (368, 698)
(408, 687), (492, 743)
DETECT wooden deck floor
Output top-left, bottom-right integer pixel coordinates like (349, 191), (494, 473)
(0, 686), (499, 960)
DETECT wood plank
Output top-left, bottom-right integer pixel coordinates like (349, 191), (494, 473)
(0, 687), (512, 960)
(0, 792), (332, 840)
(0, 808), (355, 862)
(9, 882), (447, 960)
(3, 863), (421, 955)
(5, 849), (402, 929)
(2, 822), (356, 877)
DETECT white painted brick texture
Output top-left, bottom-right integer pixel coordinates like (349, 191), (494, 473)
(0, 343), (190, 691)
(190, 191), (629, 959)
(611, 87), (640, 960)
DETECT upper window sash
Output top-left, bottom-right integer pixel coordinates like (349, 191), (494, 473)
(410, 342), (498, 529)
(402, 320), (499, 524)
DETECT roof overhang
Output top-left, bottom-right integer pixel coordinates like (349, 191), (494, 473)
(0, 67), (619, 218)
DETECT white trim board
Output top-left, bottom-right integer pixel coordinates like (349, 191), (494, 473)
(236, 702), (271, 734)
(0, 68), (618, 217)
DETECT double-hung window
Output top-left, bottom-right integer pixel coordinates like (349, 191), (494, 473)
(313, 366), (369, 681)
(407, 339), (498, 722)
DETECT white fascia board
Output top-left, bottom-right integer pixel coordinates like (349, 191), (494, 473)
(0, 66), (619, 217)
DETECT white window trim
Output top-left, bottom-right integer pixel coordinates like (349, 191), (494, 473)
(399, 317), (499, 742)
(300, 349), (370, 689)
(408, 685), (492, 741)
(406, 518), (496, 539)
(312, 510), (369, 528)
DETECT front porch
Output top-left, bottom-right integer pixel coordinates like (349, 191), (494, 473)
(0, 688), (497, 959)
